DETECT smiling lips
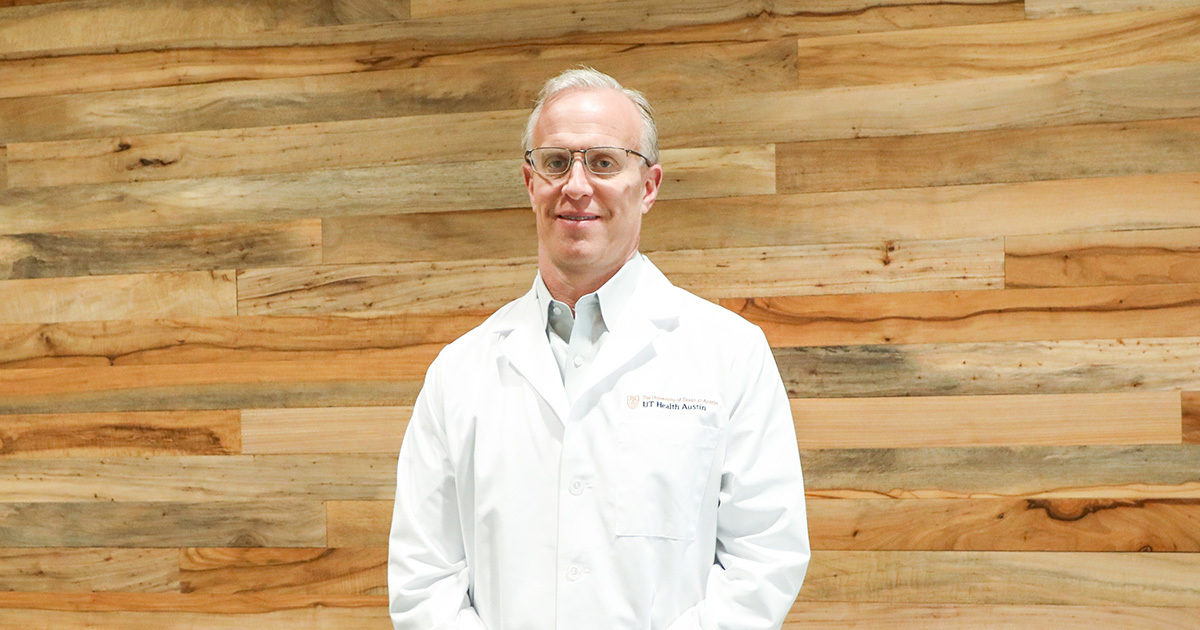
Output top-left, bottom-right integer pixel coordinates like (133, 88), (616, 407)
(558, 213), (599, 222)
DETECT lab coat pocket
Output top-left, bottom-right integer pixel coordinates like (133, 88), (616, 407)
(614, 419), (720, 540)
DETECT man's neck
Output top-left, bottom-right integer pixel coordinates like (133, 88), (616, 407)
(539, 256), (633, 312)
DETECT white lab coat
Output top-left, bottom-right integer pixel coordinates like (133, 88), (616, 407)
(389, 259), (809, 629)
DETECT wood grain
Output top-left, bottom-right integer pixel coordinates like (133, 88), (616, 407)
(0, 313), (481, 369)
(722, 283), (1200, 347)
(1184, 392), (1199, 444)
(801, 445), (1200, 499)
(774, 337), (1200, 398)
(0, 410), (239, 456)
(0, 270), (235, 325)
(241, 406), (408, 454)
(799, 550), (1200, 606)
(180, 548), (386, 596)
(0, 502), (324, 547)
(0, 220), (321, 280)
(1005, 227), (1200, 288)
(783, 602), (1200, 629)
(808, 497), (1200, 551)
(326, 501), (391, 547)
(0, 548), (177, 592)
(0, 359), (424, 414)
(0, 606), (390, 629)
(777, 117), (1200, 193)
(1027, 0), (1200, 18)
(792, 392), (1181, 449)
(0, 592), (385, 612)
(794, 7), (1200, 88)
(0, 455), (395, 502)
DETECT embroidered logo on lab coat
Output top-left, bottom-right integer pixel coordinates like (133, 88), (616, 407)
(629, 394), (719, 412)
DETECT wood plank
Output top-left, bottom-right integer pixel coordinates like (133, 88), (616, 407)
(236, 258), (537, 316)
(1027, 0), (1200, 18)
(774, 337), (1200, 398)
(0, 606), (390, 629)
(1005, 227), (1200, 288)
(0, 592), (385, 613)
(323, 209), (537, 265)
(721, 283), (1200, 348)
(326, 501), (391, 547)
(0, 220), (321, 280)
(0, 410), (239, 456)
(784, 602), (1200, 629)
(0, 270), (235, 324)
(792, 392), (1181, 449)
(799, 550), (1200, 606)
(809, 497), (1200, 551)
(1184, 392), (1199, 444)
(0, 313), (481, 369)
(0, 501), (324, 547)
(180, 548), (386, 596)
(801, 444), (1200, 499)
(242, 407), (408, 454)
(0, 548), (177, 592)
(0, 0), (409, 57)
(794, 7), (1200, 89)
(777, 117), (1200, 193)
(0, 455), (395, 502)
(0, 359), (424, 414)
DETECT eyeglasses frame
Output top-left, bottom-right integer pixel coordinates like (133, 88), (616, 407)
(524, 146), (654, 178)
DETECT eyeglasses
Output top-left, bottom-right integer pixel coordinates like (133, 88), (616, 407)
(524, 146), (652, 178)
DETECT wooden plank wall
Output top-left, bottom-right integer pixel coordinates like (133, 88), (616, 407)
(1, 0), (1199, 627)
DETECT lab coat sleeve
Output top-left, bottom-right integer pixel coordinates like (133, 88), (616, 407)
(388, 358), (487, 630)
(667, 329), (811, 630)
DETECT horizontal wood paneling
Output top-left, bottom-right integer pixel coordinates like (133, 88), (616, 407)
(1027, 0), (1200, 18)
(792, 392), (1181, 449)
(0, 270), (235, 324)
(774, 337), (1200, 397)
(0, 502), (324, 547)
(0, 548), (178, 592)
(807, 497), (1200, 551)
(0, 606), (390, 629)
(326, 501), (391, 547)
(180, 548), (386, 596)
(1184, 392), (1200, 444)
(0, 592), (385, 613)
(241, 407), (409, 454)
(777, 117), (1200, 193)
(723, 283), (1200, 347)
(783, 602), (1200, 629)
(0, 410), (239, 456)
(1005, 227), (1200, 288)
(802, 445), (1200, 499)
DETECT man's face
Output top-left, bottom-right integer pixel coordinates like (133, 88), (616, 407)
(523, 88), (663, 281)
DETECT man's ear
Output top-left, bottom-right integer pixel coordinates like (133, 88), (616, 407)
(640, 163), (664, 214)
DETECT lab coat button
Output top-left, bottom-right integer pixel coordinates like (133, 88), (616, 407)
(572, 355), (583, 367)
(569, 479), (585, 495)
(566, 565), (582, 581)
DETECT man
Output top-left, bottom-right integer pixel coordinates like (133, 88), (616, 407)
(389, 68), (809, 629)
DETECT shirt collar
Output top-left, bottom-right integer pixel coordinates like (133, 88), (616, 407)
(534, 252), (644, 333)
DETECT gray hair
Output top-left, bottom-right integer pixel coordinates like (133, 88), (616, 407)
(522, 67), (659, 165)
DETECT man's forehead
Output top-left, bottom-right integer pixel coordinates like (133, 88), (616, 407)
(534, 88), (641, 144)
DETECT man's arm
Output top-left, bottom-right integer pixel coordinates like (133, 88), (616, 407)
(668, 329), (811, 630)
(388, 361), (487, 630)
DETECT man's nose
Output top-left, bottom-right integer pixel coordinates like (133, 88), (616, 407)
(561, 158), (593, 197)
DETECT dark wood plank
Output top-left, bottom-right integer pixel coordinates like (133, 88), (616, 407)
(0, 548), (177, 592)
(0, 220), (321, 280)
(783, 602), (1200, 629)
(774, 337), (1200, 398)
(1184, 392), (1200, 444)
(777, 117), (1200, 193)
(0, 410), (239, 456)
(721, 283), (1200, 347)
(0, 501), (324, 547)
(0, 455), (395, 502)
(0, 270), (235, 324)
(1005, 227), (1200, 288)
(180, 548), (386, 596)
(802, 445), (1200, 499)
(808, 497), (1200, 551)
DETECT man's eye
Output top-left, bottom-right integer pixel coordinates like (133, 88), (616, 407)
(544, 158), (568, 170)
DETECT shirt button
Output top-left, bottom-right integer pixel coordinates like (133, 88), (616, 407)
(569, 479), (585, 495)
(566, 565), (582, 581)
(572, 355), (583, 367)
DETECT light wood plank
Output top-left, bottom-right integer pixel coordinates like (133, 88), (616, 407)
(0, 270), (235, 324)
(0, 359), (424, 414)
(0, 220), (321, 280)
(0, 548), (177, 592)
(777, 117), (1200, 193)
(808, 497), (1200, 551)
(0, 606), (390, 629)
(241, 407), (409, 454)
(801, 445), (1200, 499)
(0, 455), (395, 502)
(792, 392), (1181, 449)
(323, 209), (536, 265)
(0, 313), (481, 370)
(784, 602), (1200, 629)
(1028, 0), (1200, 18)
(721, 283), (1200, 347)
(774, 337), (1200, 398)
(1184, 392), (1199, 444)
(794, 7), (1200, 88)
(1006, 227), (1200, 288)
(180, 548), (386, 596)
(800, 550), (1200, 606)
(0, 410), (239, 456)
(0, 501), (324, 547)
(326, 501), (391, 547)
(0, 592), (384, 612)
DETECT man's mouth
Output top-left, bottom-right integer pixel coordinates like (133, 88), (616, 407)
(558, 214), (598, 222)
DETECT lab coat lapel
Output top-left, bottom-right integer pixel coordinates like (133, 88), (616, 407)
(494, 291), (570, 425)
